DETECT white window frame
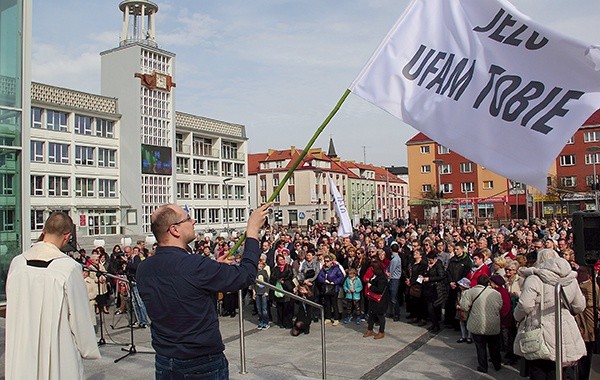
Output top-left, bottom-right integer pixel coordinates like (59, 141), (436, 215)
(422, 184), (432, 192)
(98, 179), (117, 198)
(421, 165), (431, 174)
(31, 209), (45, 231)
(75, 178), (95, 197)
(96, 118), (114, 138)
(207, 184), (219, 199)
(584, 131), (599, 143)
(31, 107), (42, 129)
(460, 162), (473, 173)
(30, 140), (44, 162)
(48, 176), (70, 197)
(75, 145), (94, 166)
(560, 154), (576, 166)
(31, 175), (44, 196)
(461, 182), (475, 193)
(483, 180), (494, 190)
(193, 159), (206, 175)
(585, 153), (600, 165)
(437, 145), (450, 154)
(441, 183), (453, 193)
(46, 110), (68, 131)
(561, 176), (577, 188)
(420, 146), (430, 154)
(74, 115), (92, 135)
(97, 148), (117, 168)
(440, 164), (452, 174)
(48, 143), (69, 164)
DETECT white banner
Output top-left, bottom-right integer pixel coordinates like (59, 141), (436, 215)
(350, 0), (600, 192)
(328, 175), (353, 237)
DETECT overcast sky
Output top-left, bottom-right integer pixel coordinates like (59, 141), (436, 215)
(32, 0), (600, 167)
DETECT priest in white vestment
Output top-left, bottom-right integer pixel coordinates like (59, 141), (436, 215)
(5, 212), (100, 380)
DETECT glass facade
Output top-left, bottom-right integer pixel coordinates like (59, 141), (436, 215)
(0, 0), (24, 302)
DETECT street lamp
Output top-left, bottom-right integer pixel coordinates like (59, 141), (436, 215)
(433, 159), (444, 223)
(223, 177), (233, 232)
(587, 146), (600, 210)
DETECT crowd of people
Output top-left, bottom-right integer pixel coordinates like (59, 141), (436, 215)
(23, 212), (599, 380)
(185, 216), (595, 380)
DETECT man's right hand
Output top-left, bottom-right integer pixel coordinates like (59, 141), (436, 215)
(246, 203), (272, 239)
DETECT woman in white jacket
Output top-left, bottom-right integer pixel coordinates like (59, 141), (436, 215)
(514, 249), (586, 379)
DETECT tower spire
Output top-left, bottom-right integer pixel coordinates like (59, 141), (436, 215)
(327, 136), (338, 158)
(119, 0), (158, 47)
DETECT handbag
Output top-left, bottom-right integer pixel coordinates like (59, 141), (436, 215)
(366, 288), (384, 303)
(324, 283), (337, 296)
(409, 283), (422, 298)
(516, 281), (550, 361)
(366, 282), (387, 303)
(274, 282), (285, 298)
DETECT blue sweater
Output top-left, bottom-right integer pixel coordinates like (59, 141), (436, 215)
(137, 238), (260, 359)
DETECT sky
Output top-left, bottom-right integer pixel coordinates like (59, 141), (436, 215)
(31, 0), (600, 168)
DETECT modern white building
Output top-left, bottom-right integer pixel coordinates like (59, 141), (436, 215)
(174, 112), (248, 235)
(29, 83), (122, 244)
(23, 0), (248, 248)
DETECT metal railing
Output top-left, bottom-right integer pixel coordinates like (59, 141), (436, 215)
(237, 280), (327, 379)
(555, 283), (563, 380)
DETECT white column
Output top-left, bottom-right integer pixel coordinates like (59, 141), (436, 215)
(140, 4), (145, 39)
(149, 10), (156, 41)
(120, 5), (129, 44)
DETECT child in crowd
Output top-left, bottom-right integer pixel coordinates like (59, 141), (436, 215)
(343, 268), (363, 325)
(455, 277), (473, 344)
(255, 261), (270, 330)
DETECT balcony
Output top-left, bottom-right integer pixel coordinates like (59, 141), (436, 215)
(193, 147), (219, 158)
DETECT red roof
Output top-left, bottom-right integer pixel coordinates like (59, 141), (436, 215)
(583, 109), (600, 126)
(248, 148), (347, 175)
(406, 132), (432, 145)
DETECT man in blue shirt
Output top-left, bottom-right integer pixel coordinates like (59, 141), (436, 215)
(137, 203), (270, 379)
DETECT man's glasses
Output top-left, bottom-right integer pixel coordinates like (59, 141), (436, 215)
(168, 214), (192, 232)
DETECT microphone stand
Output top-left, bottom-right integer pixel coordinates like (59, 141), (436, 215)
(114, 276), (154, 363)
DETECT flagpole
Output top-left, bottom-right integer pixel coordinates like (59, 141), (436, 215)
(227, 89), (352, 257)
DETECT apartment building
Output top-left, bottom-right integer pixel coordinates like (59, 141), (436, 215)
(406, 113), (600, 222)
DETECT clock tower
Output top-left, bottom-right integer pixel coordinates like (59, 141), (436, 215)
(100, 0), (176, 235)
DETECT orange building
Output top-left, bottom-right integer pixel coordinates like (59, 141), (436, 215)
(406, 112), (600, 223)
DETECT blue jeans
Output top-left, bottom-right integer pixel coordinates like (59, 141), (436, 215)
(155, 352), (229, 379)
(256, 294), (269, 324)
(389, 279), (400, 317)
(131, 283), (149, 325)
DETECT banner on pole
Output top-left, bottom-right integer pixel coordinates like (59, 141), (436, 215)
(328, 175), (353, 237)
(349, 0), (600, 192)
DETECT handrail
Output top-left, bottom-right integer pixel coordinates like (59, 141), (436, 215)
(238, 280), (327, 379)
(554, 283), (563, 380)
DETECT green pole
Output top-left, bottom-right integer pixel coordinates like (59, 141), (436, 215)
(227, 89), (351, 257)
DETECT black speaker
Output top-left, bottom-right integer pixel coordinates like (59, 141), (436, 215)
(572, 211), (600, 265)
(60, 223), (78, 253)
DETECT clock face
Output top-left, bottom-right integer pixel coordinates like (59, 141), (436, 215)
(156, 73), (167, 89)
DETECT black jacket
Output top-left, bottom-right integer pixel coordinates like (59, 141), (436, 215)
(446, 253), (472, 283)
(269, 263), (295, 301)
(367, 274), (389, 315)
(423, 260), (449, 307)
